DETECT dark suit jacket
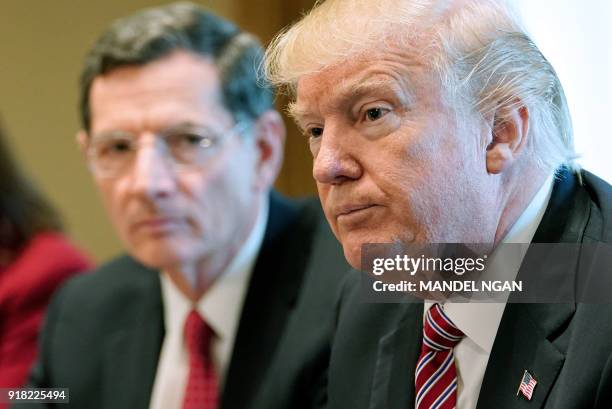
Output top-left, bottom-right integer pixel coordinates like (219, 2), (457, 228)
(328, 169), (612, 409)
(20, 193), (350, 409)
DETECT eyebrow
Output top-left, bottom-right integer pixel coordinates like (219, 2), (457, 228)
(287, 102), (301, 119)
(339, 76), (414, 108)
(91, 121), (210, 139)
(287, 102), (310, 129)
(290, 75), (414, 127)
(90, 129), (133, 140)
(161, 122), (212, 133)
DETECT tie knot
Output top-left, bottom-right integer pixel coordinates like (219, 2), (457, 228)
(184, 309), (214, 358)
(422, 304), (464, 351)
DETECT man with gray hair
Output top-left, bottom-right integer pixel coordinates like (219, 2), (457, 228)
(264, 0), (612, 408)
(22, 2), (348, 409)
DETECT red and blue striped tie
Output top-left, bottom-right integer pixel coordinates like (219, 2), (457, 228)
(415, 303), (465, 409)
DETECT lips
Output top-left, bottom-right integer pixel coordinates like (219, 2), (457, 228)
(132, 216), (181, 234)
(336, 204), (376, 217)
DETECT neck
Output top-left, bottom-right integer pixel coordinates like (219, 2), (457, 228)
(493, 165), (549, 245)
(167, 196), (263, 302)
(166, 249), (239, 302)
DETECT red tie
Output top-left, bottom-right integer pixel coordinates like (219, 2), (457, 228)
(415, 303), (464, 409)
(182, 310), (218, 409)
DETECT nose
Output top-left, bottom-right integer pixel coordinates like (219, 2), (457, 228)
(130, 136), (177, 199)
(312, 127), (362, 185)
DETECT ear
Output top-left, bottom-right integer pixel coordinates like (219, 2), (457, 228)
(252, 110), (286, 190)
(486, 104), (529, 174)
(76, 129), (89, 159)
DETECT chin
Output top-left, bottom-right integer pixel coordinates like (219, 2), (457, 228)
(341, 228), (413, 271)
(130, 243), (185, 270)
(340, 237), (365, 271)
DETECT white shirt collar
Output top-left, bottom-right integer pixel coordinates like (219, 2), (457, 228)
(425, 173), (555, 353)
(196, 194), (269, 344)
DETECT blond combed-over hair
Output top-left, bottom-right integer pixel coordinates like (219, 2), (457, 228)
(264, 0), (576, 172)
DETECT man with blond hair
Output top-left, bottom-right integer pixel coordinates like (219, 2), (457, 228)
(263, 0), (612, 408)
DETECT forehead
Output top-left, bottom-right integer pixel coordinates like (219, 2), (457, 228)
(292, 51), (428, 117)
(89, 50), (230, 133)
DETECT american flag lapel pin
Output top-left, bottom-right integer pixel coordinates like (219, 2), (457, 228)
(516, 370), (538, 400)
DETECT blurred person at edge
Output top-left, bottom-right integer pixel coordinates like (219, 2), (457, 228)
(263, 0), (612, 408)
(20, 2), (348, 409)
(0, 121), (91, 402)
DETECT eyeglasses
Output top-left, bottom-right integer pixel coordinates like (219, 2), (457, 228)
(86, 122), (250, 178)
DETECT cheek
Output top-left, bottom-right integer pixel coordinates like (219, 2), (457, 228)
(316, 183), (330, 208)
(181, 158), (255, 230)
(316, 183), (338, 230)
(179, 172), (222, 227)
(366, 149), (441, 240)
(97, 180), (129, 234)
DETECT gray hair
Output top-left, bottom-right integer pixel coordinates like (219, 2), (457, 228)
(80, 1), (273, 131)
(264, 0), (576, 171)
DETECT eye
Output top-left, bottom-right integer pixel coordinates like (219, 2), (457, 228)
(171, 133), (214, 149)
(307, 127), (324, 139)
(184, 133), (203, 144)
(183, 133), (205, 145)
(96, 137), (134, 157)
(364, 107), (390, 122)
(111, 140), (131, 152)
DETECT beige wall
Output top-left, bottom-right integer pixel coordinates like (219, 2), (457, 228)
(0, 0), (316, 263)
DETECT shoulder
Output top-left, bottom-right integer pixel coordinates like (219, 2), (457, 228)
(581, 170), (612, 242)
(0, 233), (92, 307)
(6, 232), (92, 278)
(266, 192), (350, 298)
(268, 192), (342, 258)
(266, 192), (324, 238)
(582, 170), (612, 205)
(50, 253), (161, 323)
(336, 270), (412, 332)
(265, 191), (343, 268)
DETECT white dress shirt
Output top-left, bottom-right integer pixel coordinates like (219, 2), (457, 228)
(148, 197), (268, 409)
(424, 173), (554, 409)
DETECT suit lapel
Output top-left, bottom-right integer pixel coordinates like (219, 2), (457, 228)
(475, 303), (573, 409)
(477, 169), (590, 408)
(102, 322), (163, 409)
(101, 260), (164, 409)
(370, 302), (423, 409)
(222, 193), (311, 409)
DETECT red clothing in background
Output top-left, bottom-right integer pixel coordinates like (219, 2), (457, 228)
(0, 232), (92, 394)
